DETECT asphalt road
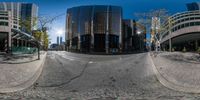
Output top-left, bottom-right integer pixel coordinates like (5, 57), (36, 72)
(1, 51), (200, 100)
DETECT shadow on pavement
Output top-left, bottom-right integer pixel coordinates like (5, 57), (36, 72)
(0, 53), (39, 64)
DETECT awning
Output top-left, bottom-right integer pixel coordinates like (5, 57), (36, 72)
(11, 28), (40, 45)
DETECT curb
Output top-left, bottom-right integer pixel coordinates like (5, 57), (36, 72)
(0, 59), (38, 64)
(0, 52), (47, 93)
(0, 53), (43, 64)
(160, 53), (200, 64)
(148, 52), (200, 93)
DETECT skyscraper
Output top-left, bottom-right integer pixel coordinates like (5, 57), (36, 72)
(0, 2), (38, 53)
(0, 2), (38, 34)
(21, 3), (38, 33)
(60, 37), (62, 44)
(122, 19), (135, 52)
(187, 2), (200, 11)
(66, 5), (122, 53)
(57, 36), (59, 45)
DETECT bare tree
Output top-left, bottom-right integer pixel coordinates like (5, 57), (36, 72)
(37, 13), (65, 31)
(33, 13), (65, 50)
(134, 9), (170, 51)
(135, 9), (169, 27)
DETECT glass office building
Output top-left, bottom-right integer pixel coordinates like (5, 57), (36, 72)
(122, 19), (136, 52)
(66, 5), (122, 53)
(21, 3), (38, 33)
(122, 19), (146, 52)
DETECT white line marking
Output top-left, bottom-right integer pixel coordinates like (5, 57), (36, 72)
(89, 61), (94, 64)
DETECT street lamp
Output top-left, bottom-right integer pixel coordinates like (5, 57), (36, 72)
(37, 41), (41, 60)
(137, 31), (142, 51)
(137, 31), (141, 35)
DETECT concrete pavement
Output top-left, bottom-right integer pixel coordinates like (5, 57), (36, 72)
(0, 52), (46, 93)
(1, 51), (196, 100)
(0, 52), (44, 64)
(151, 52), (200, 93)
(1, 51), (200, 99)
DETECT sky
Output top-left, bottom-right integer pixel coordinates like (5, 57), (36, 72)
(1, 0), (200, 44)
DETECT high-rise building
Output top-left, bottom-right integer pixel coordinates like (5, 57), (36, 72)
(66, 5), (122, 53)
(57, 36), (59, 45)
(0, 2), (21, 30)
(122, 19), (136, 52)
(187, 2), (200, 11)
(21, 3), (38, 33)
(0, 2), (38, 53)
(0, 2), (38, 33)
(60, 37), (62, 44)
(122, 19), (146, 52)
(160, 3), (200, 52)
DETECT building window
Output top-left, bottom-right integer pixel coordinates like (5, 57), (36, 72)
(0, 22), (8, 26)
(14, 21), (17, 24)
(177, 20), (181, 24)
(190, 22), (195, 26)
(174, 26), (177, 31)
(0, 17), (8, 20)
(177, 25), (181, 30)
(190, 17), (195, 20)
(13, 25), (17, 28)
(180, 24), (184, 28)
(185, 23), (190, 27)
(185, 18), (189, 21)
(195, 22), (200, 25)
(181, 19), (184, 22)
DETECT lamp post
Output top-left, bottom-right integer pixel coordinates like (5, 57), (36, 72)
(137, 31), (142, 51)
(37, 41), (40, 60)
(168, 17), (172, 52)
(31, 39), (40, 60)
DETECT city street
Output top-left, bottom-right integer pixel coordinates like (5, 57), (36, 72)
(1, 51), (200, 100)
(1, 1), (200, 100)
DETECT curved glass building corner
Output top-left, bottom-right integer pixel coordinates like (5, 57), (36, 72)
(66, 5), (122, 53)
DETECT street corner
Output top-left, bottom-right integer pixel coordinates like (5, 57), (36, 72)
(149, 52), (200, 93)
(0, 52), (47, 93)
(0, 52), (45, 64)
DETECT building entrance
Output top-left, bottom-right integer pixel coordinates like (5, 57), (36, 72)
(0, 32), (8, 52)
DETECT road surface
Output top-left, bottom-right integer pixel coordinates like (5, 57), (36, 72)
(1, 51), (200, 100)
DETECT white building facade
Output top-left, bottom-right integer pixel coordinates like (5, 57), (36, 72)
(0, 2), (38, 53)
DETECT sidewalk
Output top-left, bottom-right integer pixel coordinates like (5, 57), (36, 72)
(0, 52), (46, 93)
(150, 52), (200, 93)
(0, 52), (46, 64)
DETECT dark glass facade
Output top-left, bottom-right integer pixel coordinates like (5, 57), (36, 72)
(187, 2), (200, 11)
(21, 3), (38, 34)
(0, 32), (8, 52)
(66, 5), (122, 53)
(122, 19), (146, 52)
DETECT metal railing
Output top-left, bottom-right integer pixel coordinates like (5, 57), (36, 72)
(12, 46), (38, 54)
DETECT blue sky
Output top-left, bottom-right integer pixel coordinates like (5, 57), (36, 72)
(1, 0), (200, 44)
